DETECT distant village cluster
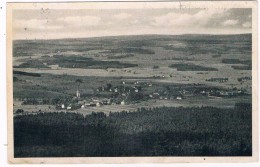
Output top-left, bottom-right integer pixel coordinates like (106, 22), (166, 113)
(50, 79), (250, 111)
(55, 81), (153, 110)
(16, 71), (252, 113)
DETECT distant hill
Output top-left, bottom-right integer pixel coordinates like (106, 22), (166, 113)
(14, 33), (252, 43)
(13, 34), (252, 58)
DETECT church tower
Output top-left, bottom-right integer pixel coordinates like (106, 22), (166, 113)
(76, 90), (80, 98)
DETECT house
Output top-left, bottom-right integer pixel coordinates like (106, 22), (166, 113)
(89, 103), (96, 107)
(201, 90), (206, 94)
(219, 91), (234, 96)
(107, 99), (112, 105)
(200, 90), (210, 96)
(61, 104), (65, 109)
(92, 97), (99, 102)
(121, 100), (125, 105)
(102, 98), (111, 105)
(67, 105), (72, 110)
(96, 102), (102, 107)
(152, 92), (160, 99)
(85, 103), (91, 107)
(176, 96), (182, 100)
(238, 76), (252, 82)
(133, 85), (141, 92)
(181, 89), (189, 94)
(96, 86), (105, 92)
(206, 78), (228, 83)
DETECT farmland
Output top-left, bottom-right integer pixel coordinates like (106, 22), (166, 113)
(12, 34), (252, 156)
(13, 34), (252, 109)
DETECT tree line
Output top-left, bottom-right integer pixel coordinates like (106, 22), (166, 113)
(14, 104), (252, 157)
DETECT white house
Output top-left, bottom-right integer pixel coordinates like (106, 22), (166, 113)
(67, 105), (72, 110)
(176, 96), (182, 100)
(96, 102), (101, 107)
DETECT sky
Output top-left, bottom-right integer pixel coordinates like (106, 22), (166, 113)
(13, 8), (252, 40)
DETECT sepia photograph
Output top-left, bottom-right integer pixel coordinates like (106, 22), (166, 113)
(6, 1), (258, 164)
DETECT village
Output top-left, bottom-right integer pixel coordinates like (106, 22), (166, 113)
(13, 68), (252, 115)
(42, 79), (251, 111)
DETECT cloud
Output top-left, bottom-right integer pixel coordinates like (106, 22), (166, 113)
(242, 22), (251, 28)
(14, 19), (62, 30)
(114, 13), (132, 20)
(152, 9), (226, 28)
(13, 8), (252, 40)
(222, 19), (239, 26)
(58, 15), (101, 27)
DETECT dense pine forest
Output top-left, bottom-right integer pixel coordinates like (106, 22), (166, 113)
(14, 104), (252, 157)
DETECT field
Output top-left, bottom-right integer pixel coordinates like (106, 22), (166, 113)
(12, 34), (252, 157)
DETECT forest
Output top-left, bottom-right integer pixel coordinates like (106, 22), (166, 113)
(14, 55), (138, 69)
(14, 104), (252, 157)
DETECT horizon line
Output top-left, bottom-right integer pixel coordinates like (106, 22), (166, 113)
(13, 33), (252, 41)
